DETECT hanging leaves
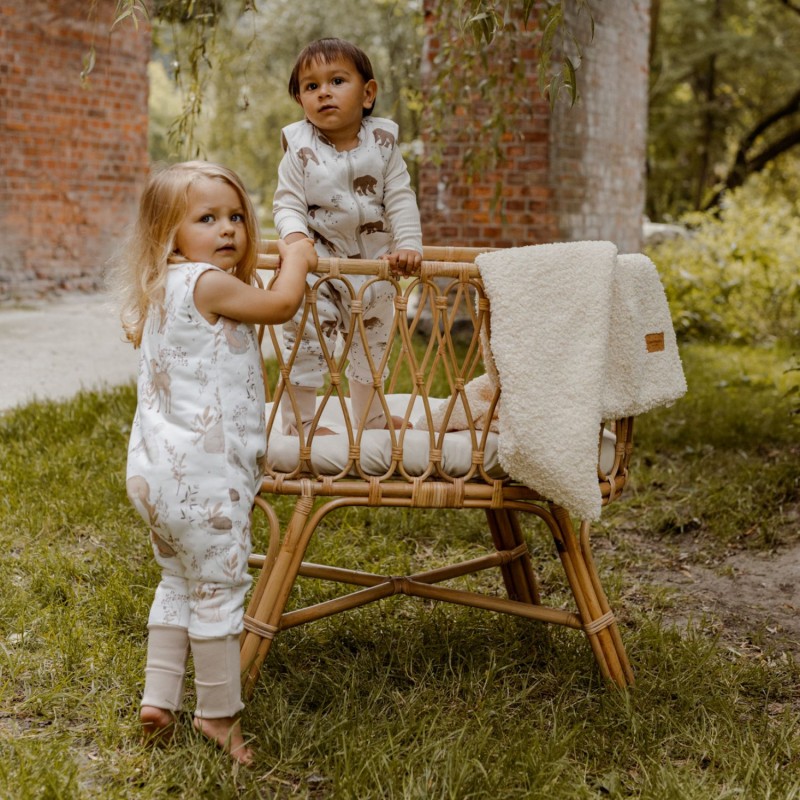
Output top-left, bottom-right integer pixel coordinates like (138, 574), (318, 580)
(102, 0), (592, 171)
(424, 0), (593, 179)
(111, 0), (150, 31)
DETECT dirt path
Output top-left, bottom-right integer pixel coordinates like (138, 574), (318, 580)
(599, 525), (800, 662)
(0, 294), (137, 412)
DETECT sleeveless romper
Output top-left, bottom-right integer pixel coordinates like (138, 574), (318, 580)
(126, 263), (266, 638)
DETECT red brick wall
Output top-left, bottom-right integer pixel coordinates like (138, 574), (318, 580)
(418, 6), (559, 248)
(0, 0), (151, 298)
(419, 1), (650, 253)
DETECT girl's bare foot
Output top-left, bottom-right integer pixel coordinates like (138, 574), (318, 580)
(140, 705), (177, 745)
(193, 715), (253, 766)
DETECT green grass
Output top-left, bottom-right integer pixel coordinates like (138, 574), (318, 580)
(603, 341), (800, 552)
(0, 342), (798, 798)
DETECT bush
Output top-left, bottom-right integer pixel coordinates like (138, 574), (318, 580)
(646, 177), (800, 344)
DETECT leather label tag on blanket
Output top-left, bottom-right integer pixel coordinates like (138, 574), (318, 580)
(645, 332), (665, 352)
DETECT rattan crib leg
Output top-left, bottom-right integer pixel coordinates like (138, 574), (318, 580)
(485, 509), (524, 602)
(485, 509), (540, 604)
(549, 505), (631, 687)
(240, 494), (315, 698)
(243, 497), (282, 616)
(579, 521), (634, 685)
(505, 509), (542, 605)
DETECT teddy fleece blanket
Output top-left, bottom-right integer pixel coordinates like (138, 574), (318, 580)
(470, 241), (687, 520)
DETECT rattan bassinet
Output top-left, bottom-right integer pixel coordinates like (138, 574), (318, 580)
(239, 241), (635, 696)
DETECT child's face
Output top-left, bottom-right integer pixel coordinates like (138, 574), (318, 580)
(295, 56), (377, 148)
(174, 177), (247, 272)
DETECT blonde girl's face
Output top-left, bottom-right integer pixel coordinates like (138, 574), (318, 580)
(173, 177), (248, 272)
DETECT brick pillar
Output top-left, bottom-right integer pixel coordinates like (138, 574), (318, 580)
(419, 1), (650, 253)
(418, 3), (558, 248)
(0, 0), (151, 298)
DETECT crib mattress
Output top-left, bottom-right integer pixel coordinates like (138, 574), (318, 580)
(266, 394), (617, 480)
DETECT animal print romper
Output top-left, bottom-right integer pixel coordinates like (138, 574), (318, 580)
(273, 117), (422, 388)
(126, 263), (266, 639)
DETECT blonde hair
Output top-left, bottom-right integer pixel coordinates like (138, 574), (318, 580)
(110, 161), (260, 347)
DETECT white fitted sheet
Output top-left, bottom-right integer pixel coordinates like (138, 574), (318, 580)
(266, 394), (617, 480)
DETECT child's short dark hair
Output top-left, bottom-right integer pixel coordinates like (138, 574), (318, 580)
(288, 38), (376, 117)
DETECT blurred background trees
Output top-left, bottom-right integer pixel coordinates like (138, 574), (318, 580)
(138, 0), (798, 351)
(143, 0), (800, 220)
(146, 0), (423, 222)
(645, 0), (799, 349)
(647, 0), (800, 219)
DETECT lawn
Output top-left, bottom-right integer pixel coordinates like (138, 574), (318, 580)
(0, 341), (798, 799)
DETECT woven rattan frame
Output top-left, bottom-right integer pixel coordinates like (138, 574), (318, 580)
(240, 241), (635, 695)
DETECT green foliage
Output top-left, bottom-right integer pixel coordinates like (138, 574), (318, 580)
(123, 1), (593, 216)
(147, 60), (183, 162)
(445, 0), (590, 109)
(535, 1), (591, 109)
(106, 0), (800, 221)
(646, 176), (800, 344)
(648, 0), (800, 218)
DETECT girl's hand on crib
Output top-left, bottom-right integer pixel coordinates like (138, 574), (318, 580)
(277, 236), (317, 275)
(382, 249), (421, 278)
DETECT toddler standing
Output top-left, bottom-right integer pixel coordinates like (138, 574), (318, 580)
(113, 160), (316, 765)
(273, 37), (423, 435)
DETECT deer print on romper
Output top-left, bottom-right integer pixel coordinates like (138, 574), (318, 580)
(222, 318), (250, 354)
(148, 358), (172, 412)
(127, 474), (178, 558)
(127, 262), (266, 639)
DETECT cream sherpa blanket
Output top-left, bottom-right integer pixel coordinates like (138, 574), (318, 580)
(440, 241), (686, 521)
